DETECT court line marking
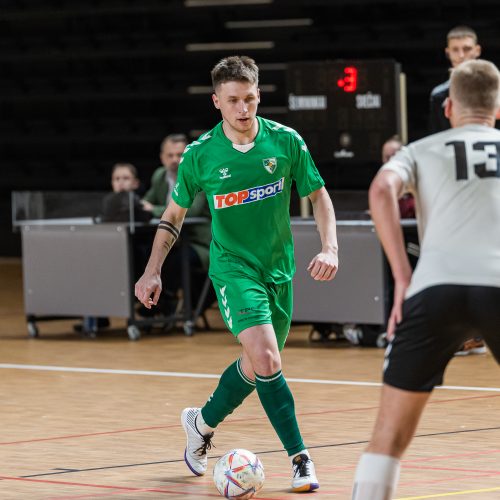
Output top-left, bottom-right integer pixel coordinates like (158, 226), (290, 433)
(396, 485), (500, 499)
(1, 363), (499, 392)
(19, 431), (500, 478)
(403, 464), (500, 474)
(9, 454), (500, 499)
(3, 393), (498, 447)
(0, 424), (177, 446)
(2, 368), (497, 497)
(402, 447), (500, 464)
(0, 475), (285, 500)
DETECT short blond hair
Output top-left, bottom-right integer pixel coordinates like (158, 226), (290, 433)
(450, 59), (500, 111)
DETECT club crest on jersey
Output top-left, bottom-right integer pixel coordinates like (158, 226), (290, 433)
(214, 177), (284, 209)
(263, 157), (277, 174)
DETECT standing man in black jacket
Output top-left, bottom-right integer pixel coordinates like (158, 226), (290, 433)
(429, 25), (481, 133)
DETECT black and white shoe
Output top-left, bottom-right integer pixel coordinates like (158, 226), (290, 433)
(291, 453), (319, 492)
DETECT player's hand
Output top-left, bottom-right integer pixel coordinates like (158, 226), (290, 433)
(141, 200), (154, 212)
(307, 250), (338, 281)
(387, 278), (409, 340)
(135, 272), (162, 308)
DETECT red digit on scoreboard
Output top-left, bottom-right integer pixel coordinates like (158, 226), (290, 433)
(337, 66), (358, 93)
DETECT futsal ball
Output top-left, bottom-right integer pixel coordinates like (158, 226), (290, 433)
(213, 448), (265, 499)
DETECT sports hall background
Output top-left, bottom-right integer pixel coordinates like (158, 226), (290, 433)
(1, 0), (499, 256)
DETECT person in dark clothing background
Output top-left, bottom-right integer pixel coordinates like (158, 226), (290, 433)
(429, 25), (481, 133)
(101, 163), (152, 223)
(141, 134), (212, 320)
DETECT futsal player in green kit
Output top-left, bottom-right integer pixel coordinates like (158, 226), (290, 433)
(135, 56), (339, 492)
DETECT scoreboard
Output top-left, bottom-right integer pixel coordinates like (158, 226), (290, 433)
(286, 59), (406, 164)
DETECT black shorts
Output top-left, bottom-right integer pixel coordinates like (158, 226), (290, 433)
(383, 284), (500, 392)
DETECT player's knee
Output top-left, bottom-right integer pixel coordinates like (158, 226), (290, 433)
(253, 349), (281, 376)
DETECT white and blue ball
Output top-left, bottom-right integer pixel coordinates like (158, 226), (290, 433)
(213, 449), (265, 499)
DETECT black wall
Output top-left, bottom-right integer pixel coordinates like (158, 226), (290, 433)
(2, 0), (500, 255)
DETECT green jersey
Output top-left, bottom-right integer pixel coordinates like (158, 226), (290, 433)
(172, 116), (324, 283)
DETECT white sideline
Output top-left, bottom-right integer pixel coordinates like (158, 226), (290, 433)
(0, 363), (499, 392)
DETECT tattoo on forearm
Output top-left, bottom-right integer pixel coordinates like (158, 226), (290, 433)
(163, 240), (173, 252)
(158, 220), (179, 254)
(158, 220), (180, 240)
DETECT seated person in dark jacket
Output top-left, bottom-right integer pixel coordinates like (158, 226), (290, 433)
(141, 134), (212, 318)
(102, 163), (152, 223)
(76, 163), (151, 334)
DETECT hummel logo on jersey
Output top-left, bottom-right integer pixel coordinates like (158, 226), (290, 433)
(219, 167), (231, 179)
(263, 157), (277, 174)
(214, 177), (285, 209)
(219, 284), (232, 329)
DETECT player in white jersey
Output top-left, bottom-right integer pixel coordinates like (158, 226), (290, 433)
(351, 59), (500, 499)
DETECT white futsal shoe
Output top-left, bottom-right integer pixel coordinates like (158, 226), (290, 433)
(181, 407), (214, 476)
(291, 453), (320, 492)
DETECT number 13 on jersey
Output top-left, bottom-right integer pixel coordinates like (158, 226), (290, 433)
(446, 140), (500, 179)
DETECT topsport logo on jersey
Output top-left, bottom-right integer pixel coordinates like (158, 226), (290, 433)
(214, 177), (285, 209)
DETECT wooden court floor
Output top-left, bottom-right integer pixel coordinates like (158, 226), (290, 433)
(1, 259), (499, 500)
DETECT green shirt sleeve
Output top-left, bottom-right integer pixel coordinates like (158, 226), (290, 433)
(290, 132), (325, 197)
(172, 149), (201, 209)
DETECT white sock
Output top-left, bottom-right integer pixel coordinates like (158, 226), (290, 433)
(196, 411), (215, 435)
(290, 449), (310, 463)
(352, 453), (400, 500)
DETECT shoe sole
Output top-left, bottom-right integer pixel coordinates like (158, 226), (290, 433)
(470, 347), (487, 354)
(183, 447), (204, 476)
(455, 347), (487, 356)
(181, 409), (205, 477)
(292, 483), (320, 492)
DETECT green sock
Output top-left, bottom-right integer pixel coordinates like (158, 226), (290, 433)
(201, 358), (255, 428)
(255, 370), (305, 456)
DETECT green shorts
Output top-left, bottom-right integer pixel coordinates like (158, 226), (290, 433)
(210, 271), (293, 352)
